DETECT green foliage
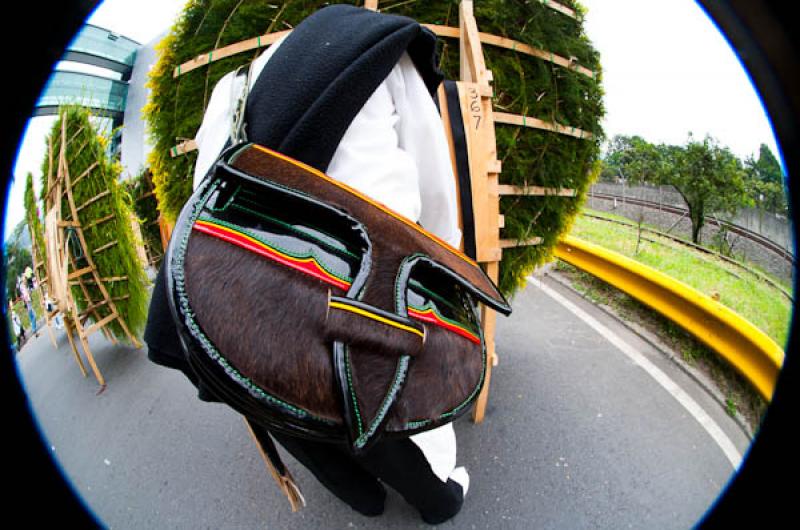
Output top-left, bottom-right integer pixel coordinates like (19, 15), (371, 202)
(40, 105), (151, 340)
(744, 143), (787, 214)
(24, 172), (47, 272)
(667, 135), (747, 244)
(602, 135), (662, 184)
(602, 133), (750, 244)
(126, 169), (164, 268)
(3, 230), (32, 297)
(145, 0), (604, 296)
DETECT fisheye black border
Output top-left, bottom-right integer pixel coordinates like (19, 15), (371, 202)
(1, 0), (796, 527)
(693, 0), (798, 526)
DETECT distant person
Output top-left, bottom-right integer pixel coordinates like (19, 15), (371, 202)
(44, 293), (64, 330)
(24, 265), (34, 291)
(11, 305), (25, 351)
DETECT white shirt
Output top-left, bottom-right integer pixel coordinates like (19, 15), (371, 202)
(193, 36), (468, 495)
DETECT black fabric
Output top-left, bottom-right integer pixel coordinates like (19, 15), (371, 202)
(443, 80), (477, 260)
(259, 424), (464, 523)
(244, 4), (443, 172)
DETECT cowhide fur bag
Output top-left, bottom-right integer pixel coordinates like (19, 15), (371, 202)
(166, 142), (511, 452)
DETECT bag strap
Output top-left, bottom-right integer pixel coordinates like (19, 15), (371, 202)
(229, 62), (254, 145)
(243, 417), (306, 512)
(244, 4), (442, 172)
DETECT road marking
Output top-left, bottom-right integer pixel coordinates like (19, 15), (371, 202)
(528, 276), (743, 469)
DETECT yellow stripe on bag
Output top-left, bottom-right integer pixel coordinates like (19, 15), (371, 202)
(329, 301), (424, 339)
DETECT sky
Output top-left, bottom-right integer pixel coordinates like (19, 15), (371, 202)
(2, 0), (783, 242)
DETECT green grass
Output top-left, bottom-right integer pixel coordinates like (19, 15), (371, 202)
(568, 210), (793, 349)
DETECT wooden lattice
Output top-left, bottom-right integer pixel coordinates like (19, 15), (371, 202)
(42, 113), (142, 392)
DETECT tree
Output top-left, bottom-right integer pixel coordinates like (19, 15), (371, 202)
(744, 143), (787, 214)
(3, 220), (32, 297)
(660, 135), (747, 244)
(602, 134), (663, 184)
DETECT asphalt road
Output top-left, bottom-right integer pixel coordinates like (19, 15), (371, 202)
(14, 274), (752, 529)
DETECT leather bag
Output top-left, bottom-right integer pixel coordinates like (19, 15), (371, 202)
(165, 142), (511, 452)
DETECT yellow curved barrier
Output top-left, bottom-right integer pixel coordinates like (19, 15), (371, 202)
(554, 235), (785, 401)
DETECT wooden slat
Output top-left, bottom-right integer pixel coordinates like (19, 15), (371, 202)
(84, 312), (118, 337)
(170, 139), (198, 157)
(83, 213), (115, 230)
(425, 25), (594, 78)
(498, 184), (576, 197)
(78, 299), (110, 318)
(71, 161), (99, 187)
(173, 30), (291, 77)
(70, 276), (129, 286)
(76, 189), (111, 212)
(472, 260), (499, 423)
(67, 266), (94, 280)
(92, 240), (119, 255)
(500, 237), (543, 248)
(541, 0), (578, 20)
(494, 112), (593, 140)
(171, 22), (593, 82)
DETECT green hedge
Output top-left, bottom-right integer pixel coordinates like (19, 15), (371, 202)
(145, 0), (604, 296)
(24, 172), (47, 272)
(127, 169), (164, 268)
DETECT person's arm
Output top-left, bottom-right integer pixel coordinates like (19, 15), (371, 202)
(392, 53), (462, 249)
(192, 70), (239, 188)
(389, 53), (469, 497)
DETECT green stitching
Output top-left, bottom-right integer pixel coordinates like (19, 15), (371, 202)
(207, 184), (241, 214)
(394, 253), (426, 313)
(198, 216), (354, 286)
(408, 279), (459, 313)
(174, 182), (332, 424)
(354, 355), (410, 449)
(344, 347), (364, 436)
(408, 302), (480, 337)
(229, 200), (358, 260)
(403, 308), (486, 430)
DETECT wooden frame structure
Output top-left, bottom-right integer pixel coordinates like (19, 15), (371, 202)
(42, 112), (142, 393)
(26, 209), (59, 348)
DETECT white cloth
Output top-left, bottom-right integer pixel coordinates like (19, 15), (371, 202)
(193, 37), (467, 494)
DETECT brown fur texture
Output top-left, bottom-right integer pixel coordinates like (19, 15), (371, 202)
(389, 324), (482, 429)
(185, 233), (342, 421)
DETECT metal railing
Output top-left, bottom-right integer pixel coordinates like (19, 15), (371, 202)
(554, 235), (785, 401)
